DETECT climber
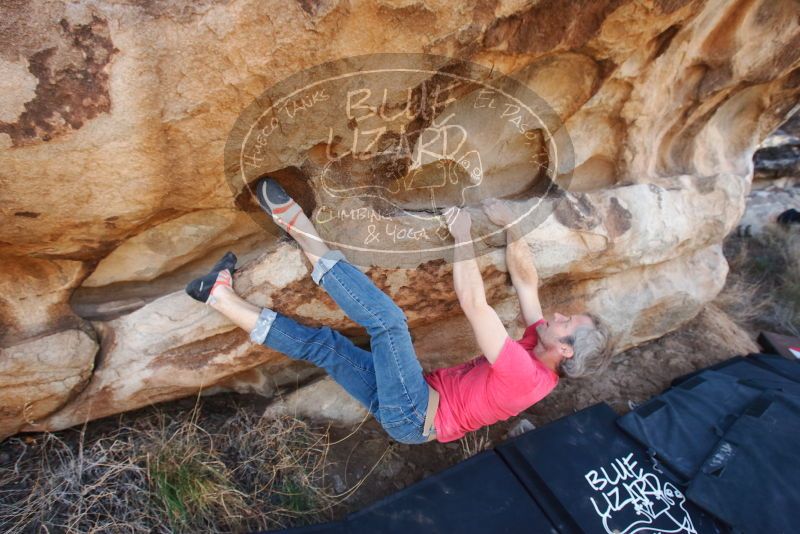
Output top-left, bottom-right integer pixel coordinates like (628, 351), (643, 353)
(185, 178), (613, 444)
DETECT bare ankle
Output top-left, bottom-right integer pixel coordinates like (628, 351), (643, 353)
(208, 285), (234, 306)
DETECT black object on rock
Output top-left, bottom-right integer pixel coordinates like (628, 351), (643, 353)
(777, 207), (800, 225)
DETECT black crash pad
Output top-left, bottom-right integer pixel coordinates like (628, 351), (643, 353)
(496, 403), (723, 534)
(701, 357), (800, 397)
(687, 391), (800, 534)
(748, 353), (800, 383)
(619, 370), (769, 481)
(346, 450), (557, 534)
(670, 355), (800, 396)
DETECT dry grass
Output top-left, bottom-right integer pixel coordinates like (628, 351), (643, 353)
(0, 400), (343, 533)
(716, 226), (800, 336)
(458, 427), (491, 460)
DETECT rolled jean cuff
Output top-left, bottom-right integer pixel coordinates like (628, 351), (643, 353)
(250, 308), (277, 345)
(311, 249), (348, 285)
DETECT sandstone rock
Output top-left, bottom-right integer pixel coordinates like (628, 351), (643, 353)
(571, 245), (728, 352)
(0, 255), (100, 439)
(0, 256), (89, 346)
(262, 377), (370, 426)
(82, 209), (262, 287)
(1, 0), (799, 438)
(0, 328), (97, 438)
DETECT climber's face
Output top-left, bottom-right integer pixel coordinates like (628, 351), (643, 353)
(537, 312), (594, 360)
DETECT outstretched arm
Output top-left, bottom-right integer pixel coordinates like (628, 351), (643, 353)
(446, 207), (509, 364)
(482, 198), (543, 327)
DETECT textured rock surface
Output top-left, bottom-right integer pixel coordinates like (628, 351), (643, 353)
(262, 377), (371, 426)
(0, 328), (97, 438)
(2, 0), (800, 438)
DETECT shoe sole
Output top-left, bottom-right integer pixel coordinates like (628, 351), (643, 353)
(256, 178), (291, 216)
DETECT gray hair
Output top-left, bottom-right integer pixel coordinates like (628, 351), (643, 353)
(557, 313), (613, 379)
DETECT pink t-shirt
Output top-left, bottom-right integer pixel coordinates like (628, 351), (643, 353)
(424, 318), (558, 442)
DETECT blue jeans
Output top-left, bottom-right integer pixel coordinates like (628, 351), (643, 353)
(249, 249), (433, 444)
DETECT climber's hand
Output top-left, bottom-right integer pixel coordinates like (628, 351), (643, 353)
(481, 197), (516, 227)
(445, 206), (472, 239)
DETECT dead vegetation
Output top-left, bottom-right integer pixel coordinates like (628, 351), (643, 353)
(715, 226), (800, 336)
(0, 400), (342, 533)
(458, 427), (491, 460)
